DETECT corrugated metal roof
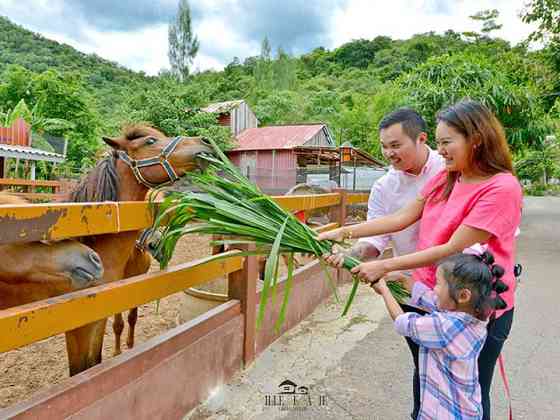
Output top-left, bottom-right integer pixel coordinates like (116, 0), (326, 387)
(232, 124), (330, 151)
(0, 144), (65, 163)
(201, 100), (245, 114)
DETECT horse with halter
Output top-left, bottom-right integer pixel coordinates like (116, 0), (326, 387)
(62, 124), (212, 375)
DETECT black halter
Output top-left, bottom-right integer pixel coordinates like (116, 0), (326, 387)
(117, 136), (184, 189)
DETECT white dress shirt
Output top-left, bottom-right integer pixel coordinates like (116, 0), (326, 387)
(359, 146), (445, 257)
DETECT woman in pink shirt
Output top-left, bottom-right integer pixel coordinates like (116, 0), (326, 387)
(319, 100), (522, 419)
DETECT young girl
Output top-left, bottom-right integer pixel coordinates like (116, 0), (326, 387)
(374, 251), (508, 420)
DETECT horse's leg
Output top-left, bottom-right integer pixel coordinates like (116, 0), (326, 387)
(126, 308), (138, 349)
(65, 319), (107, 376)
(113, 313), (124, 356)
(121, 248), (151, 352)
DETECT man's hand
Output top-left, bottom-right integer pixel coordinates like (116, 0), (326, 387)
(322, 246), (347, 268)
(322, 242), (380, 269)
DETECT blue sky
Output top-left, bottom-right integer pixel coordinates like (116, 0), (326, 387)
(0, 0), (536, 75)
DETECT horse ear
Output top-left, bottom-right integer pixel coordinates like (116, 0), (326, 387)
(103, 136), (126, 150)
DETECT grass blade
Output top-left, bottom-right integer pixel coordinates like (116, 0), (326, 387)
(257, 218), (288, 329)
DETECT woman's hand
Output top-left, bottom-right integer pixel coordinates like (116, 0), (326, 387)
(316, 228), (346, 242)
(351, 260), (390, 284)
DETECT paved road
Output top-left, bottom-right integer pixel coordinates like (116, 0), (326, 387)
(186, 197), (560, 420)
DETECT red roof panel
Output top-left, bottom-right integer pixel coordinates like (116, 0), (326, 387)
(233, 125), (326, 151)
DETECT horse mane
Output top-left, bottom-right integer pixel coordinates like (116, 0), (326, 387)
(0, 192), (28, 205)
(69, 156), (120, 203)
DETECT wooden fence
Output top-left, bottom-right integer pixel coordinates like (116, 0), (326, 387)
(0, 178), (75, 201)
(0, 190), (369, 419)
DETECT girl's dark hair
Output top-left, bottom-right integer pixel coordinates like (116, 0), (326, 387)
(437, 251), (508, 320)
(430, 99), (514, 201)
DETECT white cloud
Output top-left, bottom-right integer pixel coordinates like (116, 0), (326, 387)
(2, 0), (539, 75)
(331, 0), (535, 47)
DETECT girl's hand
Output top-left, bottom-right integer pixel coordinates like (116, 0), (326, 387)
(351, 260), (389, 284)
(371, 278), (389, 295)
(382, 271), (414, 292)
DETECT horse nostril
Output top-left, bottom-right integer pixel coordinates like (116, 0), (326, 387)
(89, 251), (102, 268)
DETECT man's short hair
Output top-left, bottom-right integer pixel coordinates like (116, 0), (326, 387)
(378, 108), (427, 141)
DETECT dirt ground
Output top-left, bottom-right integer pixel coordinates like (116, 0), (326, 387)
(0, 234), (215, 409)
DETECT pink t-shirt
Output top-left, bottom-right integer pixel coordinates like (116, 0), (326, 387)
(413, 170), (523, 318)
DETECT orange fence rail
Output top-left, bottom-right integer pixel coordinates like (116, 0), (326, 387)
(0, 190), (367, 353)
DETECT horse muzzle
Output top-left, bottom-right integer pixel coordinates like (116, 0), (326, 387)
(69, 250), (104, 289)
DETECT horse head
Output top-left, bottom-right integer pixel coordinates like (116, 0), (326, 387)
(0, 193), (104, 298)
(0, 240), (104, 292)
(102, 125), (213, 189)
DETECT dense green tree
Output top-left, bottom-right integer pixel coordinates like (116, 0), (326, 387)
(521, 0), (560, 41)
(0, 65), (102, 168)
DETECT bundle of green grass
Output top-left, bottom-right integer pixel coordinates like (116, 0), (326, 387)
(151, 139), (409, 329)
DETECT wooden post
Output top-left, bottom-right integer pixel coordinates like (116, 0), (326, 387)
(211, 234), (223, 256)
(329, 189), (348, 285)
(329, 188), (347, 228)
(30, 161), (36, 181)
(228, 243), (258, 367)
(0, 157), (4, 179)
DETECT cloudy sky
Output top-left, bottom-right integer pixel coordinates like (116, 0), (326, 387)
(0, 0), (537, 75)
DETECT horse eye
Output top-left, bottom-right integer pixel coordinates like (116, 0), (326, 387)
(146, 138), (157, 145)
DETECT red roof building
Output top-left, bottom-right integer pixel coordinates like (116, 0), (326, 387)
(226, 123), (336, 193)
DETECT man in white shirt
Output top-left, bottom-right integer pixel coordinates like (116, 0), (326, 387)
(324, 108), (445, 420)
(329, 108), (444, 263)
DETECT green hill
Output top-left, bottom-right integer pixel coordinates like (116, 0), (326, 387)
(0, 16), (151, 91)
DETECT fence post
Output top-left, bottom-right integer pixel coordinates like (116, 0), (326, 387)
(330, 189), (348, 285)
(330, 188), (347, 228)
(228, 243), (258, 367)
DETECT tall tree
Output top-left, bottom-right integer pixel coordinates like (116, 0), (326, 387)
(470, 9), (503, 34)
(273, 47), (297, 90)
(254, 36), (274, 91)
(168, 0), (200, 81)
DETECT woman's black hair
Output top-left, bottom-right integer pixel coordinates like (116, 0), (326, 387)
(437, 251), (508, 320)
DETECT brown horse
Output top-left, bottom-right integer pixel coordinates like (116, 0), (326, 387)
(0, 193), (104, 310)
(63, 124), (212, 375)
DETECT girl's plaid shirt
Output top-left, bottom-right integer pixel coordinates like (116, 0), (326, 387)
(394, 282), (488, 420)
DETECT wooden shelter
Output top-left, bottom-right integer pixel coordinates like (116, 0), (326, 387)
(0, 118), (66, 179)
(201, 100), (258, 136)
